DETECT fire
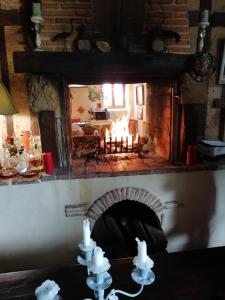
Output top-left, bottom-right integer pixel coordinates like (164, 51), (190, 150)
(105, 116), (137, 149)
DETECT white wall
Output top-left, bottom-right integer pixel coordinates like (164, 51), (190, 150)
(0, 170), (225, 272)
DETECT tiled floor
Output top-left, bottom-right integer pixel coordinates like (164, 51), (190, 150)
(70, 153), (181, 178)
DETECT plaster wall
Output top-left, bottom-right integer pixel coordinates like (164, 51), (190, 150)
(0, 170), (225, 273)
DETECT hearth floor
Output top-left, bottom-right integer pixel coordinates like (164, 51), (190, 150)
(70, 153), (180, 178)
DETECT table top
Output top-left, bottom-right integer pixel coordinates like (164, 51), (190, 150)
(0, 246), (225, 299)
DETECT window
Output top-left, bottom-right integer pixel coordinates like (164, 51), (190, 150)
(102, 84), (125, 109)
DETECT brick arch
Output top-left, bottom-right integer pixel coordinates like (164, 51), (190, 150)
(86, 187), (167, 225)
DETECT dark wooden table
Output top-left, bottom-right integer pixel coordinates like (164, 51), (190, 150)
(0, 246), (225, 299)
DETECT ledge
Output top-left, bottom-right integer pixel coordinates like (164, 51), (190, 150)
(0, 160), (225, 186)
(13, 51), (191, 82)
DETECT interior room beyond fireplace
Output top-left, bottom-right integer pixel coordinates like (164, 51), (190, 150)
(69, 80), (180, 178)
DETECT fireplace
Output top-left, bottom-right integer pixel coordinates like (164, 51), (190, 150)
(13, 51), (190, 176)
(68, 79), (181, 176)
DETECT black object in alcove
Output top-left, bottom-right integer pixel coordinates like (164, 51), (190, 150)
(91, 200), (167, 259)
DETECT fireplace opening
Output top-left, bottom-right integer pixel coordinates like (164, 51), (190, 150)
(91, 200), (167, 259)
(68, 80), (181, 176)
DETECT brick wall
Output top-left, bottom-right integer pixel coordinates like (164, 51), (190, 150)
(41, 0), (191, 53)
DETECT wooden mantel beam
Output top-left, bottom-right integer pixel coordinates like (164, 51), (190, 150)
(13, 51), (191, 79)
(0, 9), (21, 26)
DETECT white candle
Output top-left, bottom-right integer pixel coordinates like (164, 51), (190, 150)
(201, 9), (209, 23)
(83, 219), (91, 246)
(136, 238), (147, 264)
(32, 2), (42, 17)
(93, 247), (104, 267)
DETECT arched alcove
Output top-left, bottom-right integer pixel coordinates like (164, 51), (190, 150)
(91, 200), (167, 259)
(86, 187), (168, 259)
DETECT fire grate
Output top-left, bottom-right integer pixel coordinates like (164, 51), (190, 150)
(72, 135), (142, 159)
(98, 135), (140, 155)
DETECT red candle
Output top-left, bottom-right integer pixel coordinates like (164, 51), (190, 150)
(186, 145), (197, 166)
(43, 152), (55, 174)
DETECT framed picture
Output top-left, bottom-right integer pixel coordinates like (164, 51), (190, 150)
(219, 41), (225, 84)
(136, 84), (144, 105)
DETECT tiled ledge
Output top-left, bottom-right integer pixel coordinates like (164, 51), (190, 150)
(0, 157), (225, 186)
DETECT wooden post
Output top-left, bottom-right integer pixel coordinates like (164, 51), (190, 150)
(39, 111), (59, 168)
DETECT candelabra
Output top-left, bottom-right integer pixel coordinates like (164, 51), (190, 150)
(77, 237), (155, 300)
(35, 220), (155, 300)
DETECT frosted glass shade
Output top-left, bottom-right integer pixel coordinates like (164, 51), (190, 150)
(0, 81), (17, 115)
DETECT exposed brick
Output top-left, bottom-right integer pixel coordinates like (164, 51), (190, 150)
(175, 0), (187, 3)
(40, 0), (189, 54)
(55, 18), (77, 24)
(61, 3), (92, 9)
(147, 4), (174, 11)
(42, 3), (59, 9)
(42, 24), (69, 32)
(42, 9), (76, 17)
(173, 4), (188, 11)
(74, 9), (92, 17)
(163, 25), (188, 32)
(44, 17), (56, 24)
(164, 18), (188, 25)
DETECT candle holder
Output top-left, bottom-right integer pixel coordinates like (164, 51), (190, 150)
(31, 15), (44, 51)
(86, 251), (112, 300)
(77, 239), (96, 266)
(198, 10), (210, 52)
(77, 240), (155, 300)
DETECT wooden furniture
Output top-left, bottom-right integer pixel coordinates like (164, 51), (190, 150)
(0, 246), (225, 299)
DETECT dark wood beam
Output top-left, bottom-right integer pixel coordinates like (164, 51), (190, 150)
(13, 51), (191, 78)
(212, 12), (225, 27)
(0, 9), (20, 26)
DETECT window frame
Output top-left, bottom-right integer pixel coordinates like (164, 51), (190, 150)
(103, 84), (126, 109)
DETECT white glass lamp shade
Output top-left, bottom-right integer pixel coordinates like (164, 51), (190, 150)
(0, 81), (17, 115)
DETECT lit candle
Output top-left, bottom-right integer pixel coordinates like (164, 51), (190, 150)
(93, 247), (104, 267)
(200, 9), (209, 23)
(32, 2), (42, 17)
(83, 219), (91, 247)
(136, 238), (147, 264)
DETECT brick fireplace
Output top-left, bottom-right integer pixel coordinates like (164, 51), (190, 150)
(14, 0), (191, 176)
